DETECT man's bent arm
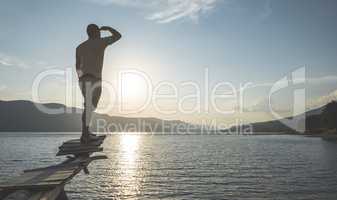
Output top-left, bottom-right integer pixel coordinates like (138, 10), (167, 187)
(100, 26), (122, 45)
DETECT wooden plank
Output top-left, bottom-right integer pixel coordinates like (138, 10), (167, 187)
(61, 140), (104, 147)
(60, 142), (103, 148)
(0, 181), (60, 191)
(58, 146), (103, 153)
(59, 146), (103, 153)
(57, 147), (103, 156)
(59, 139), (105, 151)
(0, 171), (43, 188)
(64, 136), (106, 143)
(59, 145), (100, 150)
(0, 135), (107, 194)
(62, 135), (106, 145)
(58, 147), (103, 155)
(43, 171), (75, 182)
(3, 190), (32, 200)
(27, 191), (44, 200)
(28, 187), (63, 200)
(24, 163), (79, 173)
(0, 178), (68, 191)
(0, 165), (80, 191)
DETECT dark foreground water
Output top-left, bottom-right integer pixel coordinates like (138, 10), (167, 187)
(1, 133), (337, 200)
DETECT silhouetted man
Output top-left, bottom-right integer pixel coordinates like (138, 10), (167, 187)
(76, 24), (122, 143)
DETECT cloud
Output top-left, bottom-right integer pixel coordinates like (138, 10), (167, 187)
(147, 0), (220, 23)
(0, 60), (13, 67)
(87, 0), (154, 7)
(85, 0), (276, 24)
(86, 0), (222, 23)
(0, 53), (30, 69)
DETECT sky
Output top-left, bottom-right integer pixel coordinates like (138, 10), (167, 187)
(0, 0), (337, 126)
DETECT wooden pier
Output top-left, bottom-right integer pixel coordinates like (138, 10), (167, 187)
(0, 136), (107, 200)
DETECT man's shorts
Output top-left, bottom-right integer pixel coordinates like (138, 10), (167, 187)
(79, 74), (102, 108)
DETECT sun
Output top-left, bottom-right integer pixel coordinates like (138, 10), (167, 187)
(119, 71), (150, 106)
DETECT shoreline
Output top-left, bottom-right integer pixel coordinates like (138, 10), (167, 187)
(0, 131), (335, 137)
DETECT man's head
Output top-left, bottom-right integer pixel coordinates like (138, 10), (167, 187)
(87, 24), (100, 39)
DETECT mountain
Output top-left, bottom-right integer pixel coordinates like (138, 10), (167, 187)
(1, 100), (335, 134)
(0, 100), (199, 133)
(225, 101), (337, 134)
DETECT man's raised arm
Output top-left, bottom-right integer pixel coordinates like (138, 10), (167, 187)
(100, 26), (122, 45)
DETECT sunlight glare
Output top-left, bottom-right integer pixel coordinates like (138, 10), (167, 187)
(120, 73), (149, 105)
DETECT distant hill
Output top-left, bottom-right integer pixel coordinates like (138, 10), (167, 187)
(1, 100), (335, 134)
(225, 101), (337, 134)
(0, 100), (200, 133)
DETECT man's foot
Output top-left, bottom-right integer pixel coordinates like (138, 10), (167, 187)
(88, 131), (98, 137)
(80, 133), (100, 144)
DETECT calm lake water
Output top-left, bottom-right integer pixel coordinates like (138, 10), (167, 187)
(1, 133), (337, 200)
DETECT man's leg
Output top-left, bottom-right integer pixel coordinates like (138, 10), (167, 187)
(81, 76), (102, 142)
(79, 76), (90, 141)
(88, 78), (102, 133)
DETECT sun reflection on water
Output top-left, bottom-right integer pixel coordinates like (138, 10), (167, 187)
(121, 134), (139, 162)
(116, 134), (141, 197)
